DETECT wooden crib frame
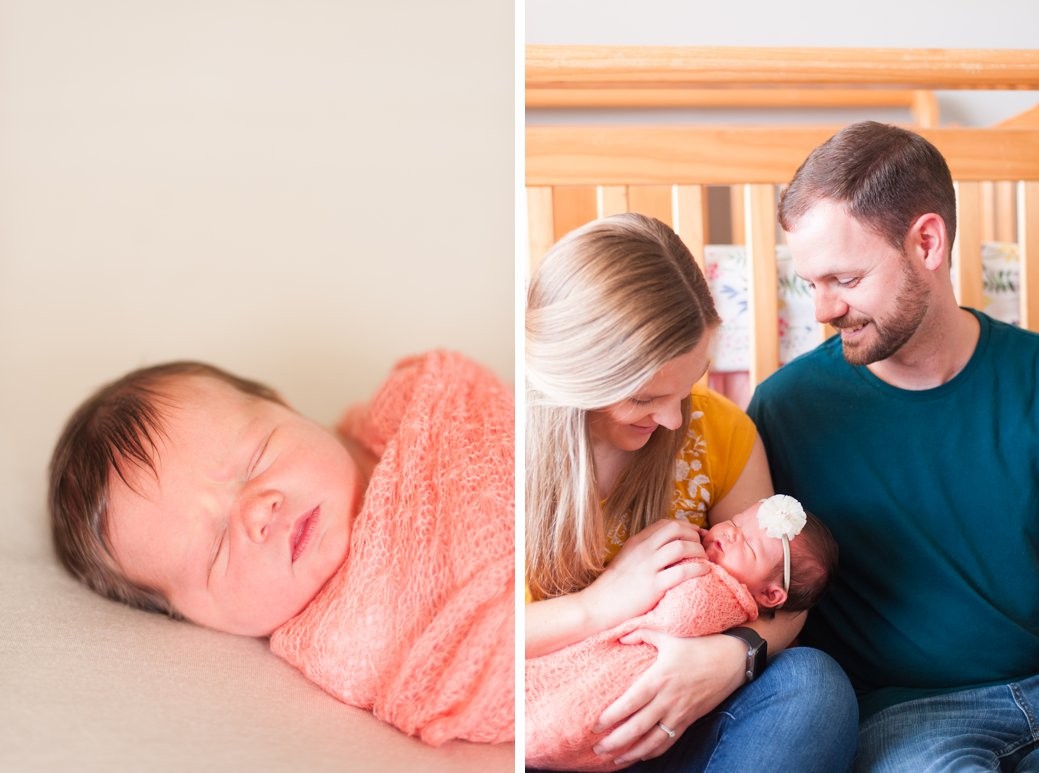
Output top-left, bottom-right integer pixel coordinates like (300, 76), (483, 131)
(525, 45), (1039, 387)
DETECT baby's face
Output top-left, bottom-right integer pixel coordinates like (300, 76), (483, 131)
(106, 376), (361, 637)
(701, 503), (785, 595)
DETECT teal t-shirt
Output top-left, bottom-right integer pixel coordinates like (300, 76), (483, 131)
(748, 310), (1039, 719)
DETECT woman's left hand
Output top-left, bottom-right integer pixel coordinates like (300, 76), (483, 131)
(590, 629), (747, 765)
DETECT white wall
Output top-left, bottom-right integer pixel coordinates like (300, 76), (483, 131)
(0, 0), (514, 558)
(525, 0), (1039, 126)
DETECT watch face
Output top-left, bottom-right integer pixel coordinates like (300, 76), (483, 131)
(750, 641), (767, 675)
(724, 627), (767, 683)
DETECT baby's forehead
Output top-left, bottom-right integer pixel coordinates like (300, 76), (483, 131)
(120, 377), (257, 471)
(154, 374), (282, 426)
(160, 373), (247, 402)
(114, 372), (295, 488)
(734, 501), (764, 527)
(163, 376), (265, 434)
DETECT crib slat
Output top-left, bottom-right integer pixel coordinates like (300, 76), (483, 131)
(910, 90), (940, 128)
(954, 182), (985, 311)
(729, 186), (746, 245)
(551, 186), (598, 241)
(675, 185), (707, 271)
(995, 182), (1017, 243)
(527, 187), (555, 273)
(1020, 182), (1039, 330)
(980, 181), (997, 244)
(600, 186), (628, 217)
(745, 184), (780, 385)
(674, 184), (709, 390)
(627, 185), (675, 228)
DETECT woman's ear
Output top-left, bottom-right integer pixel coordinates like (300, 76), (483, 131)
(907, 212), (948, 272)
(755, 582), (788, 610)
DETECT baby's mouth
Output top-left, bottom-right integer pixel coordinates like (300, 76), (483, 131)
(291, 507), (320, 562)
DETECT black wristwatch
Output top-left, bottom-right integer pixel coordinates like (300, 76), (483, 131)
(721, 627), (767, 684)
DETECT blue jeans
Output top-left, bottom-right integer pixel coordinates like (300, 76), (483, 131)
(625, 647), (858, 773)
(856, 674), (1039, 772)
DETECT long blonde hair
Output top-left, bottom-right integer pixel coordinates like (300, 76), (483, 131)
(525, 213), (720, 600)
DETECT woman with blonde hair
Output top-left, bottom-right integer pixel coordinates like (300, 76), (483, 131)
(525, 213), (856, 771)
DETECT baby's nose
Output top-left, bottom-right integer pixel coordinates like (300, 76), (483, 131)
(239, 489), (283, 543)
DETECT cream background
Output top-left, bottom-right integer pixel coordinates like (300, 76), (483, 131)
(0, 1), (514, 771)
(1, 1), (513, 554)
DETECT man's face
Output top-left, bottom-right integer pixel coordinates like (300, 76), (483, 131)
(786, 199), (929, 366)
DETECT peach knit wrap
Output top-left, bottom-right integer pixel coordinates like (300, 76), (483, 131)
(270, 350), (514, 746)
(525, 559), (758, 771)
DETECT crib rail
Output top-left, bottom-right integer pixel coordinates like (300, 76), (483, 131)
(527, 87), (941, 127)
(526, 46), (1039, 90)
(525, 46), (1039, 387)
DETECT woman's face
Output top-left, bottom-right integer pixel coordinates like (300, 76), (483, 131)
(588, 332), (714, 453)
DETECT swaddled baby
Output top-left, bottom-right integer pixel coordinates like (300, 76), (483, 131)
(525, 495), (837, 771)
(50, 350), (514, 745)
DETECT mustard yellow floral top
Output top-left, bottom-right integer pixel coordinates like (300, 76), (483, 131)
(602, 384), (758, 560)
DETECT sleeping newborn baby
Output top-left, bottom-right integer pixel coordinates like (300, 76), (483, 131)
(525, 495), (837, 771)
(49, 350), (514, 745)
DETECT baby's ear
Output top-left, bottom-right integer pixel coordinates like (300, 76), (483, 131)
(755, 583), (787, 610)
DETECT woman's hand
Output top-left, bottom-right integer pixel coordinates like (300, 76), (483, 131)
(525, 519), (709, 659)
(590, 630), (747, 766)
(579, 519), (709, 634)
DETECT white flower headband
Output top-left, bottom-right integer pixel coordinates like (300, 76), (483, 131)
(757, 494), (807, 593)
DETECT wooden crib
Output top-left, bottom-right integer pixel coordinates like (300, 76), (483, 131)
(525, 46), (1039, 405)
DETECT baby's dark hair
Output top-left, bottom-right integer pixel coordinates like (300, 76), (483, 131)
(776, 511), (838, 613)
(49, 361), (283, 617)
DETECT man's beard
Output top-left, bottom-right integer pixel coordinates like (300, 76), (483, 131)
(836, 260), (929, 366)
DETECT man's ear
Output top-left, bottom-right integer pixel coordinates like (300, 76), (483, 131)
(907, 212), (948, 272)
(755, 583), (788, 610)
